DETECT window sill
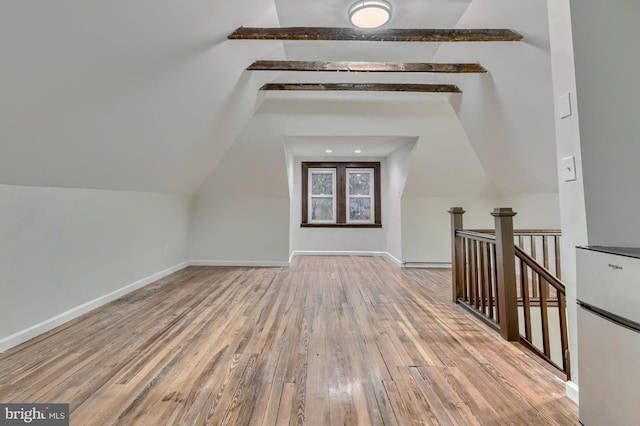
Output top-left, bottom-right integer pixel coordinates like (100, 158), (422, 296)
(301, 223), (382, 229)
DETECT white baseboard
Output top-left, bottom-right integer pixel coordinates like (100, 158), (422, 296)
(0, 261), (190, 354)
(402, 261), (452, 268)
(288, 251), (448, 269)
(291, 250), (389, 258)
(385, 252), (403, 266)
(190, 260), (290, 267)
(565, 380), (579, 405)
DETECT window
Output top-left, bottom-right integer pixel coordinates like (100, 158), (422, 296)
(308, 168), (336, 223)
(346, 169), (374, 224)
(302, 162), (381, 228)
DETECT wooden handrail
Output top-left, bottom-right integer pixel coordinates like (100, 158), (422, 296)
(456, 230), (496, 244)
(514, 246), (564, 292)
(470, 229), (561, 236)
(513, 229), (561, 236)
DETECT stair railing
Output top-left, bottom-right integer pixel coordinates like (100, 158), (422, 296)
(449, 207), (570, 379)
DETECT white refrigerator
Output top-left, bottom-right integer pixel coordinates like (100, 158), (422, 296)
(577, 247), (640, 425)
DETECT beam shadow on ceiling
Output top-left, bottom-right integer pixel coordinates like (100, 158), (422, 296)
(228, 27), (523, 42)
(259, 83), (462, 93)
(248, 61), (487, 73)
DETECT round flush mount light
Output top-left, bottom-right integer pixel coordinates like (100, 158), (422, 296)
(349, 0), (392, 29)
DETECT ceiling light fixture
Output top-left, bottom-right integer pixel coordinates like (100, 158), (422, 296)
(349, 0), (392, 29)
(354, 149), (362, 154)
(325, 149), (333, 154)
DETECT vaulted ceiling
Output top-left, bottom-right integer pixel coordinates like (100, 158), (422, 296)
(0, 0), (557, 197)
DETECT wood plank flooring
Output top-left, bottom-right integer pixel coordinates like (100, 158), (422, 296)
(0, 256), (578, 425)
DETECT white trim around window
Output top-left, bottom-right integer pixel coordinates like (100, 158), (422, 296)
(346, 168), (375, 224)
(308, 168), (337, 224)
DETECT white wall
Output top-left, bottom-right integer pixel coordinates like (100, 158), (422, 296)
(188, 105), (291, 266)
(385, 141), (418, 261)
(191, 93), (481, 264)
(0, 184), (191, 352)
(402, 194), (561, 264)
(553, 0), (640, 398)
(189, 195), (290, 265)
(433, 0), (559, 196)
(547, 0), (589, 397)
(289, 157), (387, 255)
(570, 0), (640, 248)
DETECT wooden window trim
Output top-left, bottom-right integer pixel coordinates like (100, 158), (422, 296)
(302, 161), (382, 228)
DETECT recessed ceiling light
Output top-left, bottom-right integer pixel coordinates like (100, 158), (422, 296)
(325, 149), (333, 154)
(354, 149), (362, 154)
(349, 0), (392, 29)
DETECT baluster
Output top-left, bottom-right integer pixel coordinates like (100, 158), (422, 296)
(542, 236), (549, 270)
(539, 276), (551, 358)
(558, 291), (570, 379)
(471, 240), (479, 309)
(554, 235), (562, 280)
(531, 237), (539, 299)
(479, 242), (487, 315)
(489, 244), (500, 319)
(493, 242), (500, 322)
(466, 240), (472, 306)
(520, 259), (532, 341)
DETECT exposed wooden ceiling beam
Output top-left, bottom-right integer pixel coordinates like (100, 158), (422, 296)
(259, 83), (461, 93)
(229, 27), (523, 42)
(248, 60), (487, 73)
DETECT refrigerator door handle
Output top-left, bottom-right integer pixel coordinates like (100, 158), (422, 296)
(577, 300), (640, 333)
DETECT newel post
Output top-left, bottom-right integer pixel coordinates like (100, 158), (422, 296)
(491, 208), (520, 341)
(449, 207), (465, 303)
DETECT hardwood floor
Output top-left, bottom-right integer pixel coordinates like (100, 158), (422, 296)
(0, 256), (578, 425)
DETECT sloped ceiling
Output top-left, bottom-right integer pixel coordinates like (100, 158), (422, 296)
(197, 93), (489, 197)
(0, 0), (280, 193)
(0, 0), (557, 196)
